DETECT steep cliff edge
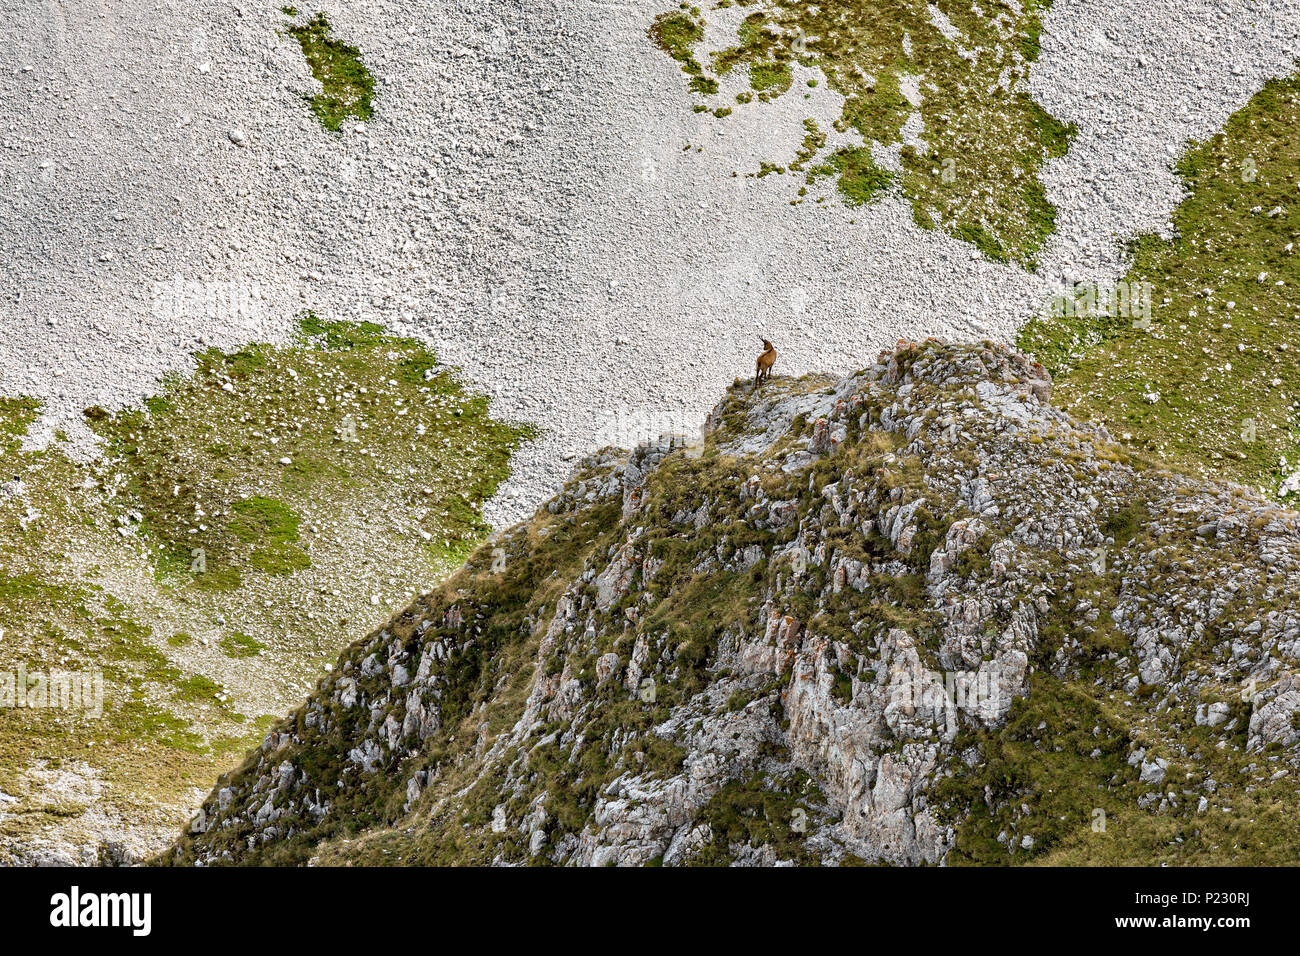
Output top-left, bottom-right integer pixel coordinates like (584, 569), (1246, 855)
(164, 340), (1300, 866)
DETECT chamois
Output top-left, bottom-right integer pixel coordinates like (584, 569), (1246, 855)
(754, 337), (777, 386)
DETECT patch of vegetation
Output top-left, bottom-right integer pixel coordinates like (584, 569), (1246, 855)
(937, 673), (1136, 864)
(284, 12), (375, 132)
(648, 9), (707, 78)
(808, 146), (893, 206)
(92, 312), (532, 596)
(650, 0), (1074, 266)
(689, 762), (825, 865)
(1019, 71), (1300, 495)
(942, 656), (1300, 866)
(749, 61), (792, 94)
(219, 632), (265, 659)
(0, 567), (246, 856)
(0, 312), (532, 861)
(230, 496), (311, 576)
(0, 397), (39, 456)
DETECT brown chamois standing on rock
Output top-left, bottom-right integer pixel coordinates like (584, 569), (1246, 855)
(754, 337), (777, 386)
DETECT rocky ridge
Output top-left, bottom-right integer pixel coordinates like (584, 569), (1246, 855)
(166, 340), (1300, 866)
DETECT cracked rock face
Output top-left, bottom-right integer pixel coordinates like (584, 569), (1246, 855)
(164, 341), (1300, 867)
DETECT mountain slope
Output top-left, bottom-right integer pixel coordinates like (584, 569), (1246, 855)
(165, 340), (1300, 866)
(0, 317), (529, 865)
(1019, 69), (1300, 499)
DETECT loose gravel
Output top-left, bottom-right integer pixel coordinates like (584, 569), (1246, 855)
(2, 0), (1298, 526)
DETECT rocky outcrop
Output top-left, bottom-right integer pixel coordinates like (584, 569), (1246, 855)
(163, 341), (1300, 867)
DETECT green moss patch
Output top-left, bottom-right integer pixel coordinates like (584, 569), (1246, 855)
(91, 313), (532, 594)
(808, 146), (894, 206)
(284, 12), (375, 132)
(650, 0), (1074, 267)
(219, 632), (265, 659)
(649, 9), (707, 77)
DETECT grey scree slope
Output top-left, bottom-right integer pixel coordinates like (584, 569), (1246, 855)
(2, 0), (1299, 526)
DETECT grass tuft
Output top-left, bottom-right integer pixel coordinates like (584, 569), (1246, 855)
(285, 12), (374, 132)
